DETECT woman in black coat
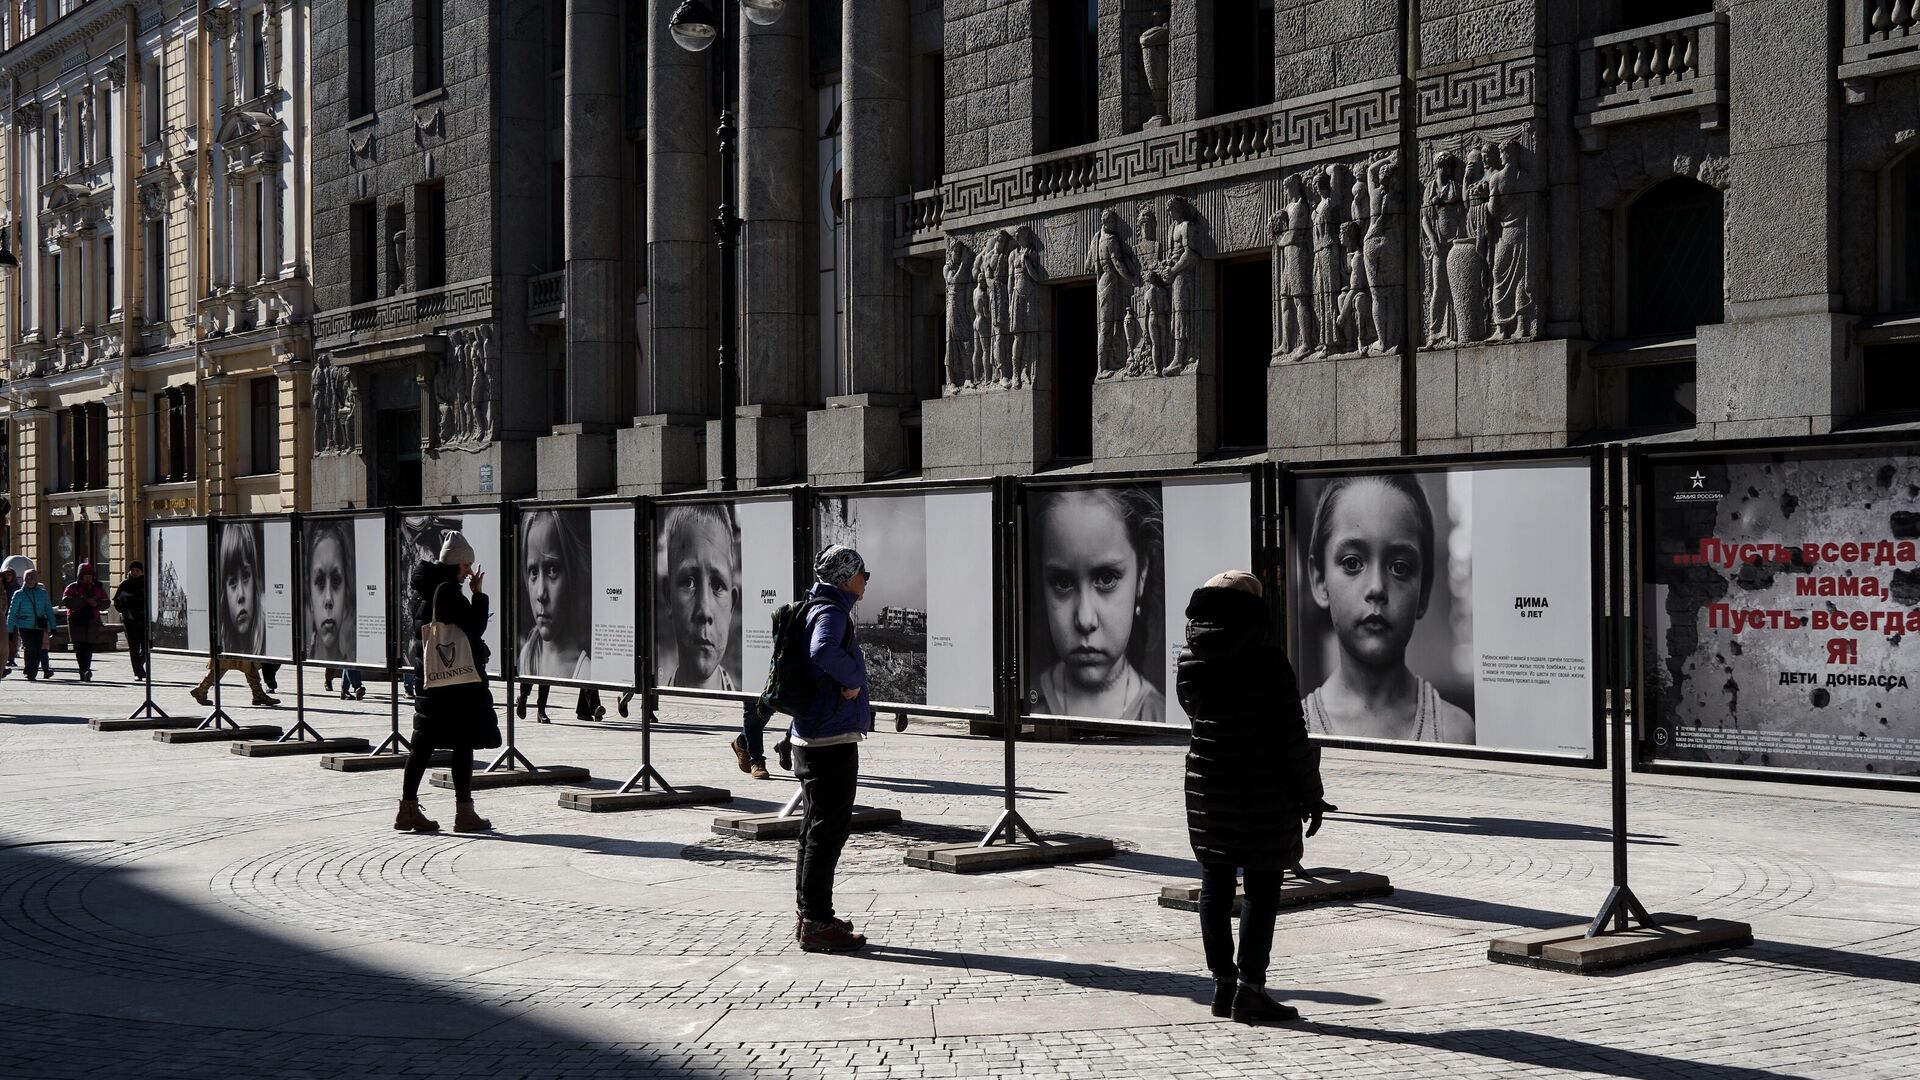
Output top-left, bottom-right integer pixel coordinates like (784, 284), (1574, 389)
(1178, 570), (1329, 1025)
(396, 536), (495, 834)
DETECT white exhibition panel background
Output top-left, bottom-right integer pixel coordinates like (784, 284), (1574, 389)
(1161, 476), (1255, 728)
(588, 505), (639, 687)
(735, 497), (795, 693)
(924, 488), (995, 711)
(260, 520), (296, 661)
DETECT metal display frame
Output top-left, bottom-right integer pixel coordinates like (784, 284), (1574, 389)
(211, 513), (301, 666)
(1279, 446), (1610, 770)
(143, 517), (213, 660)
(1014, 462), (1268, 735)
(295, 509), (397, 676)
(391, 502), (511, 680)
(803, 476), (1000, 723)
(1629, 430), (1920, 793)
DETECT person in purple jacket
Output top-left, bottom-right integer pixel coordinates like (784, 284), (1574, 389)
(791, 544), (873, 954)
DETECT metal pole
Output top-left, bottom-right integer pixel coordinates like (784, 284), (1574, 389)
(1397, 0), (1420, 456)
(714, 10), (740, 493)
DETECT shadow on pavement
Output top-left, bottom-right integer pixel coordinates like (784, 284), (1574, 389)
(0, 839), (714, 1078)
(854, 943), (1384, 1008)
(1311, 1022), (1811, 1079)
(1368, 888), (1587, 930)
(859, 773), (1066, 799)
(1338, 812), (1675, 846)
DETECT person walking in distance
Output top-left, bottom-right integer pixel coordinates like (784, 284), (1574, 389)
(789, 545), (874, 953)
(396, 534), (496, 834)
(6, 568), (57, 680)
(113, 562), (150, 680)
(1177, 570), (1330, 1025)
(0, 563), (22, 677)
(62, 562), (111, 682)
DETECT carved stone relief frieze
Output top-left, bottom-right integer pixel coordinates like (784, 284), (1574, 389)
(430, 326), (496, 451)
(311, 357), (357, 455)
(1419, 126), (1539, 348)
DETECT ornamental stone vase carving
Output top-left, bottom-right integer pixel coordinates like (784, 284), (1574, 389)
(1140, 24), (1170, 129)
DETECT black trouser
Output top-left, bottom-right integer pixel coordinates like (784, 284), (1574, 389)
(402, 730), (472, 801)
(1199, 861), (1282, 986)
(792, 742), (859, 923)
(125, 622), (148, 678)
(19, 629), (52, 678)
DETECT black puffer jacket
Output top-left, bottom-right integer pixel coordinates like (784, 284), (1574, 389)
(1178, 585), (1324, 869)
(413, 580), (495, 749)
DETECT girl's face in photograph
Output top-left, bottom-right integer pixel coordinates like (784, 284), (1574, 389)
(225, 550), (257, 638)
(669, 517), (736, 684)
(308, 536), (348, 653)
(1311, 480), (1425, 670)
(1040, 493), (1144, 692)
(523, 516), (573, 645)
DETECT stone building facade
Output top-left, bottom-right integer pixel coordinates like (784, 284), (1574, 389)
(17, 1), (1910, 527)
(0, 0), (313, 581)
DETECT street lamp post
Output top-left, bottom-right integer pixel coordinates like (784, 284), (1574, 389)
(670, 0), (786, 493)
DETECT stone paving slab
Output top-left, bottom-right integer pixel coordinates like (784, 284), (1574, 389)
(2, 656), (1918, 1078)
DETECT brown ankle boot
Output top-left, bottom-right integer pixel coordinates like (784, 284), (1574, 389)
(454, 800), (492, 833)
(394, 799), (440, 833)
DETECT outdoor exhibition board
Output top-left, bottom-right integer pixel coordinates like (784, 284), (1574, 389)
(815, 485), (996, 713)
(148, 519), (210, 655)
(1637, 439), (1920, 785)
(215, 518), (297, 662)
(300, 513), (390, 671)
(1285, 453), (1601, 762)
(1019, 471), (1256, 729)
(512, 502), (640, 689)
(652, 493), (796, 698)
(396, 507), (505, 677)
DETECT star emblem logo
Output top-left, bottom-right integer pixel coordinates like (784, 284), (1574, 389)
(1689, 472), (1706, 490)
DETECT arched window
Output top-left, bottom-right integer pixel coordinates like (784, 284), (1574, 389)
(1624, 177), (1723, 338)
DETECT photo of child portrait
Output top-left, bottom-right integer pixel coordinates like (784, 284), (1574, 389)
(217, 522), (266, 657)
(515, 508), (593, 680)
(304, 519), (357, 664)
(654, 503), (744, 691)
(1293, 472), (1475, 745)
(1025, 484), (1166, 725)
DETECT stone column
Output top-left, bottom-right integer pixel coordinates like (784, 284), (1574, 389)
(808, 0), (912, 483)
(539, 0), (623, 497)
(722, 0), (807, 486)
(619, 0), (709, 493)
(1695, 0), (1848, 437)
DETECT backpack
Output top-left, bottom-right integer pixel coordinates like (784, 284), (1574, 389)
(758, 597), (848, 716)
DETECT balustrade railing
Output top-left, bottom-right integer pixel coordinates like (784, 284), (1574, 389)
(1842, 1), (1920, 103)
(1576, 13), (1726, 147)
(528, 270), (565, 320)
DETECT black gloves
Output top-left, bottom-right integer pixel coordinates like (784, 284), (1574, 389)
(1303, 799), (1338, 838)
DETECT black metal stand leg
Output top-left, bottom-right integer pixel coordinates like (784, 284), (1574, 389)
(277, 662), (323, 743)
(196, 667), (238, 730)
(485, 672), (537, 773)
(617, 693), (675, 793)
(127, 659), (169, 720)
(1587, 884), (1657, 938)
(371, 672), (411, 756)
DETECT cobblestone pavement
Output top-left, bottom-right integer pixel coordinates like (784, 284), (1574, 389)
(2, 655), (1916, 1079)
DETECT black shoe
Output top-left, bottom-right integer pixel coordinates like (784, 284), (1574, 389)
(775, 738), (792, 773)
(537, 712), (552, 724)
(894, 714), (908, 732)
(1211, 977), (1235, 1019)
(354, 685), (366, 701)
(517, 698), (528, 720)
(617, 692), (632, 718)
(1230, 985), (1300, 1025)
(80, 670), (93, 682)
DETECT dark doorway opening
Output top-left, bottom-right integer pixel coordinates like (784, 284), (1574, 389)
(1625, 177), (1723, 338)
(373, 408), (422, 506)
(1217, 257), (1272, 450)
(1052, 283), (1097, 461)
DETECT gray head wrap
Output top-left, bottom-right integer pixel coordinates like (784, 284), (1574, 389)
(814, 544), (866, 586)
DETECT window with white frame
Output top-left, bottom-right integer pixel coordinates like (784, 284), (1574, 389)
(250, 11), (268, 99)
(144, 50), (164, 144)
(144, 219), (168, 323)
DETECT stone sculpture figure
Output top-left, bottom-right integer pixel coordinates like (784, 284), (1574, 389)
(1088, 209), (1141, 380)
(1421, 152), (1467, 347)
(972, 271), (993, 390)
(1453, 149), (1493, 345)
(388, 226), (407, 296)
(1127, 205), (1171, 377)
(1007, 225), (1044, 389)
(335, 368), (357, 451)
(1485, 139), (1537, 340)
(981, 230), (1013, 387)
(942, 241), (976, 394)
(470, 327), (494, 443)
(1310, 168), (1349, 356)
(1140, 24), (1170, 129)
(1337, 220), (1373, 353)
(1274, 174), (1315, 361)
(1159, 196), (1201, 377)
(313, 361), (334, 452)
(1362, 151), (1404, 356)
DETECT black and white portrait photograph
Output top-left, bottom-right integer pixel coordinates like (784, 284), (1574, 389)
(303, 518), (358, 664)
(399, 510), (502, 674)
(654, 503), (744, 691)
(515, 508), (593, 680)
(1025, 484), (1166, 725)
(217, 521), (266, 658)
(1291, 471), (1476, 746)
(817, 494), (929, 705)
